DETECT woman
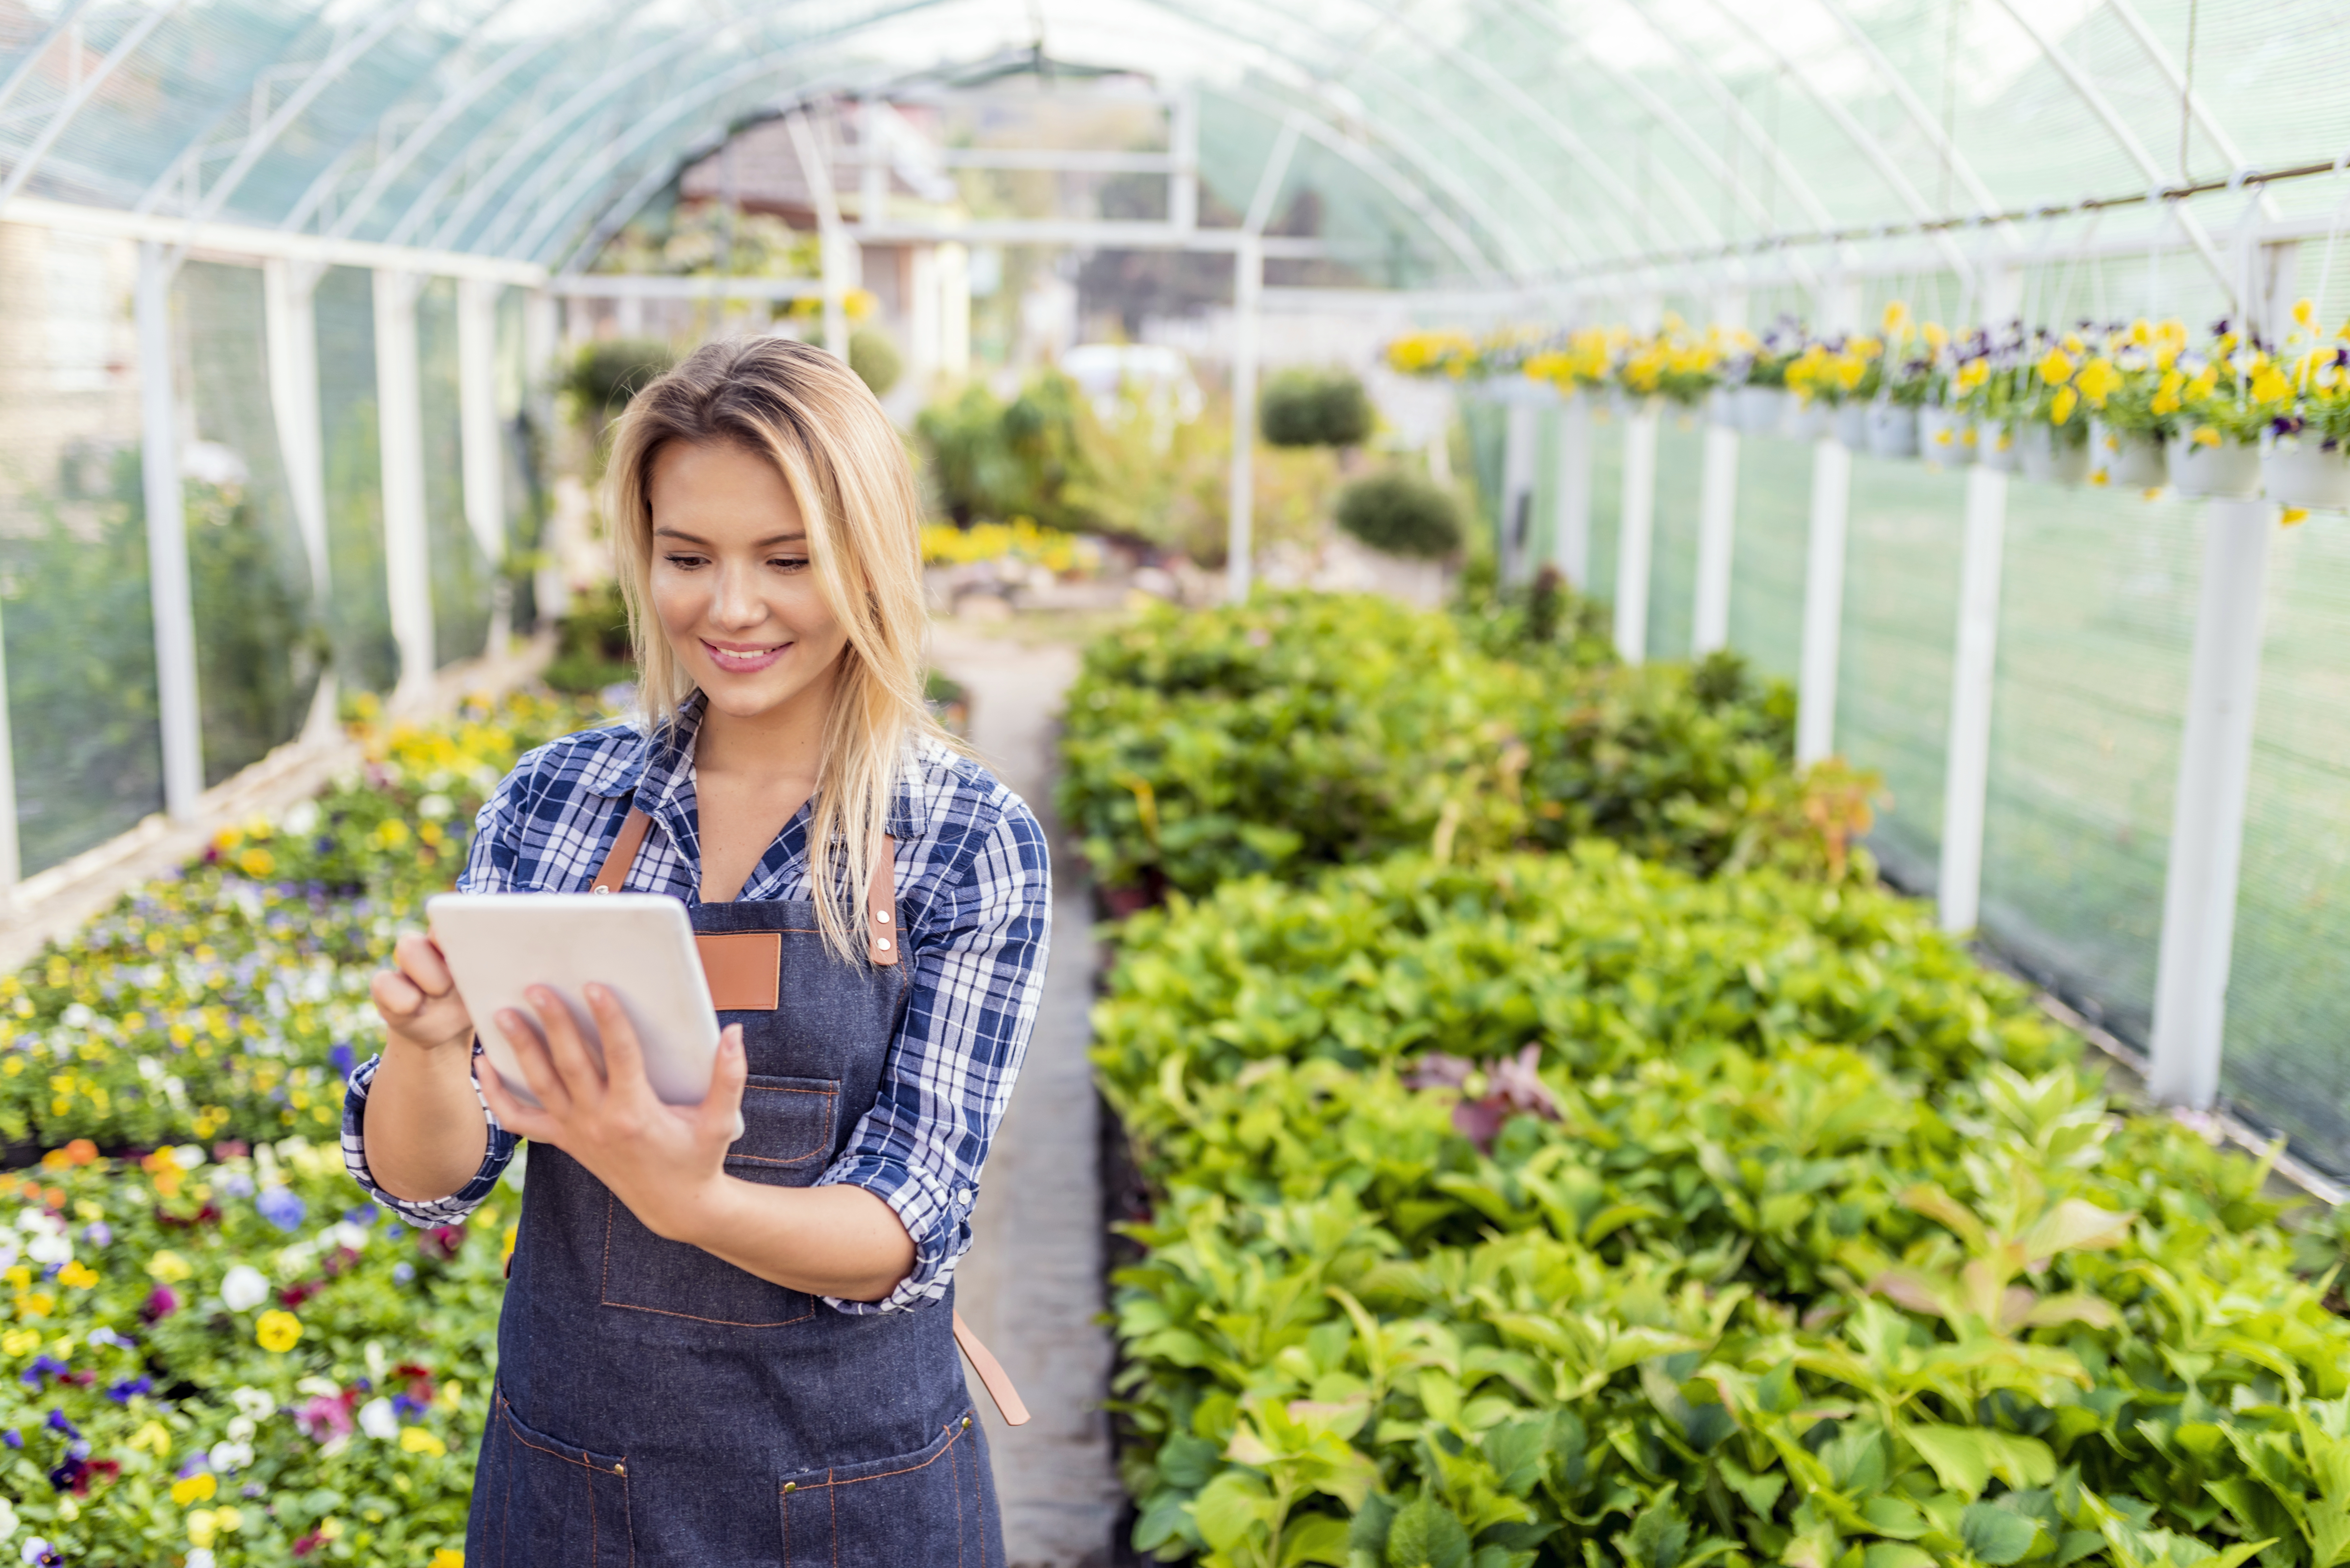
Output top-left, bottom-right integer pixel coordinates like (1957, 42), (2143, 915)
(343, 337), (1049, 1566)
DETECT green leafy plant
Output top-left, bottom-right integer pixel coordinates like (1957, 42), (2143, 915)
(1335, 472), (1464, 559)
(1262, 370), (1376, 449)
(848, 326), (903, 397)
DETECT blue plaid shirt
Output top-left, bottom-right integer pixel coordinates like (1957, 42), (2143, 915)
(342, 697), (1051, 1314)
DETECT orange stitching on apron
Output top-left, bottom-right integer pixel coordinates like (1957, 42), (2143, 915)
(724, 1085), (837, 1165)
(830, 1475), (838, 1568)
(779, 1417), (970, 1492)
(598, 1194), (818, 1326)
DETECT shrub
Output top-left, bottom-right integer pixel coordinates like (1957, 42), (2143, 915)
(1334, 471), (1463, 559)
(541, 580), (634, 696)
(558, 337), (674, 425)
(1259, 369), (1374, 449)
(1056, 593), (1844, 898)
(1095, 849), (2350, 1568)
(848, 327), (903, 397)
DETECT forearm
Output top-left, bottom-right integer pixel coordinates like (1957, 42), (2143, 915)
(362, 1037), (493, 1202)
(660, 1179), (915, 1303)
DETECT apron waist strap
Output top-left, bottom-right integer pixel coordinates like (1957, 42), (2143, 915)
(954, 1310), (1031, 1426)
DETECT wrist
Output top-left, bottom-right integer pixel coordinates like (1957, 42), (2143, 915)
(644, 1171), (744, 1248)
(385, 1025), (472, 1060)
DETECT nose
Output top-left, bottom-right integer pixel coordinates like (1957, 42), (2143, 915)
(709, 560), (767, 630)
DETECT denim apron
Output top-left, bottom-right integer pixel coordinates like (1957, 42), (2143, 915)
(466, 807), (1008, 1567)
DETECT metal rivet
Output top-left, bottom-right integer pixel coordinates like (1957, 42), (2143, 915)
(592, 886), (611, 895)
(873, 909), (891, 923)
(876, 938), (892, 952)
(613, 1463), (625, 1475)
(782, 1482), (795, 1494)
(961, 1416), (971, 1430)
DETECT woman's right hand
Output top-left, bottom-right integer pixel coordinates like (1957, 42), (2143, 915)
(371, 931), (475, 1054)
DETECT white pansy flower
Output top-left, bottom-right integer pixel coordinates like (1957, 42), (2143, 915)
(281, 800), (320, 835)
(0, 1495), (16, 1542)
(23, 1231), (69, 1266)
(219, 1265), (269, 1312)
(329, 1221), (369, 1252)
(417, 793), (453, 821)
(186, 1550), (216, 1568)
(358, 1398), (398, 1440)
(229, 1386), (276, 1421)
(207, 1441), (253, 1474)
(59, 1003), (94, 1029)
(226, 1417), (255, 1441)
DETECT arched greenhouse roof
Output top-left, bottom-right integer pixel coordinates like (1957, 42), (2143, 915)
(4, 0), (2346, 299)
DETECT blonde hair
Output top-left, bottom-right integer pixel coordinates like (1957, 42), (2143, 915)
(605, 336), (944, 962)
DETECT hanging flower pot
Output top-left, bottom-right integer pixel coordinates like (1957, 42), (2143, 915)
(1866, 401), (1921, 460)
(2015, 421), (2092, 486)
(2091, 420), (2168, 488)
(1735, 385), (1787, 437)
(1833, 402), (1870, 450)
(2167, 433), (2263, 498)
(1788, 397), (1834, 441)
(1975, 419), (2019, 473)
(1919, 406), (1974, 468)
(2262, 431), (2350, 510)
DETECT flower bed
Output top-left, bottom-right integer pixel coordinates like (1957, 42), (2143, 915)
(1055, 591), (1861, 903)
(0, 689), (602, 1565)
(1093, 850), (2349, 1568)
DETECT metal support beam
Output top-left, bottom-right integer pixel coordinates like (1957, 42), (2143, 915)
(262, 257), (328, 604)
(458, 276), (508, 655)
(1500, 397), (1539, 585)
(1226, 235), (1262, 605)
(137, 241), (204, 819)
(785, 109), (850, 358)
(1553, 392), (1592, 589)
(374, 269), (436, 701)
(1938, 465), (2009, 933)
(1613, 404), (1659, 663)
(1796, 438), (1853, 766)
(1169, 85), (1198, 231)
(1692, 423), (1739, 655)
(0, 2), (182, 218)
(2148, 499), (2277, 1108)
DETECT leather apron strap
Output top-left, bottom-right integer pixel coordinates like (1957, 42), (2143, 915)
(582, 804), (1029, 1427)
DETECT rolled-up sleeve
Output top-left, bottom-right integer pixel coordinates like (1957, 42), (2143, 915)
(815, 797), (1051, 1313)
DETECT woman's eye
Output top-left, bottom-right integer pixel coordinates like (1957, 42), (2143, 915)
(663, 554), (708, 569)
(768, 556), (810, 572)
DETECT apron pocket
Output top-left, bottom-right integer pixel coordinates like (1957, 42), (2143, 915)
(478, 1389), (634, 1568)
(777, 1413), (983, 1568)
(600, 1074), (835, 1328)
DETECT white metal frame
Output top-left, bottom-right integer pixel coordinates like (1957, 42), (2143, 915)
(1613, 404), (1660, 663)
(136, 239), (205, 821)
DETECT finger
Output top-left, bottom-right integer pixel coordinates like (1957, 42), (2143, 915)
(476, 1059), (559, 1144)
(526, 985), (606, 1098)
(584, 985), (650, 1101)
(371, 968), (426, 1021)
(495, 1006), (572, 1116)
(693, 1025), (748, 1145)
(394, 931), (456, 997)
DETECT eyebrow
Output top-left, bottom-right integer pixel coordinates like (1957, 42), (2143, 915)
(653, 527), (808, 547)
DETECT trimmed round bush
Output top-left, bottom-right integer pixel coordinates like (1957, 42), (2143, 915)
(1334, 470), (1462, 558)
(849, 326), (903, 397)
(1259, 368), (1374, 447)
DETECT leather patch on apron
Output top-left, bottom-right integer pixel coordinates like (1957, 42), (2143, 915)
(695, 931), (781, 1011)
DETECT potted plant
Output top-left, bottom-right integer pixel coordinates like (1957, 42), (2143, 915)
(2260, 307), (2350, 510)
(2168, 335), (2269, 499)
(1734, 321), (1804, 437)
(2010, 334), (2095, 485)
(1924, 333), (1987, 468)
(1616, 317), (1721, 419)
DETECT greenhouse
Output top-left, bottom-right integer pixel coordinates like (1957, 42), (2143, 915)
(9, 0), (2350, 1564)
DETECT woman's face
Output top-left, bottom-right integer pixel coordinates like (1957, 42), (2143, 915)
(647, 438), (851, 724)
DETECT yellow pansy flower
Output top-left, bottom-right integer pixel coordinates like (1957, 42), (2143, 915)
(431, 1550), (465, 1568)
(2051, 387), (2080, 425)
(2075, 358), (2123, 406)
(188, 1509), (219, 1549)
(56, 1260), (96, 1289)
(129, 1420), (171, 1454)
(2039, 348), (2075, 385)
(147, 1251), (192, 1282)
(401, 1427), (449, 1458)
(256, 1309), (303, 1353)
(171, 1473), (217, 1506)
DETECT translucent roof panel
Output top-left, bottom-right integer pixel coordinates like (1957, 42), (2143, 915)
(3, 0), (2346, 294)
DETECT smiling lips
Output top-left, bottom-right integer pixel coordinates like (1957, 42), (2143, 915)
(703, 638), (789, 674)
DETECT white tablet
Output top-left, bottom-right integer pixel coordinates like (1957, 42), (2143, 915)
(424, 892), (722, 1110)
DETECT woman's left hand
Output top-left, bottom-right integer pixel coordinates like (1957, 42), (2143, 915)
(477, 984), (749, 1245)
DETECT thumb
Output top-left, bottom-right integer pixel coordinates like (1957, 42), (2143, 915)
(700, 1025), (748, 1145)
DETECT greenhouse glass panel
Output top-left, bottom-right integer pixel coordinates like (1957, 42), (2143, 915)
(0, 224), (163, 873)
(1644, 414), (1704, 662)
(1583, 404), (1623, 612)
(176, 261), (325, 786)
(2225, 520), (2350, 1174)
(1725, 436), (1810, 682)
(315, 267), (398, 695)
(1976, 487), (2202, 1041)
(497, 287), (546, 634)
(1837, 454), (1968, 893)
(418, 278), (492, 667)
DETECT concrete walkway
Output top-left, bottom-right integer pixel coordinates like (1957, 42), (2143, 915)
(930, 624), (1123, 1568)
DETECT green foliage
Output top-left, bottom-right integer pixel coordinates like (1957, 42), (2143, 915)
(542, 579), (635, 696)
(1096, 848), (2350, 1568)
(848, 327), (903, 397)
(914, 373), (1094, 530)
(1453, 568), (1614, 667)
(1262, 370), (1376, 449)
(1056, 593), (1848, 898)
(1335, 473), (1465, 560)
(559, 338), (676, 455)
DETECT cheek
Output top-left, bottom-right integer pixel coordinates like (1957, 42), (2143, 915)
(648, 571), (705, 636)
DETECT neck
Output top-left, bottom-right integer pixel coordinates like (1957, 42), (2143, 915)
(692, 665), (838, 783)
